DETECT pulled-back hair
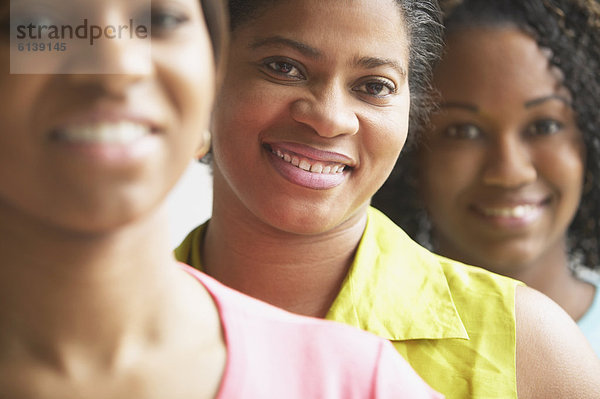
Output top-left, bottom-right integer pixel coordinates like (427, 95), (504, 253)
(226, 0), (443, 143)
(373, 0), (600, 272)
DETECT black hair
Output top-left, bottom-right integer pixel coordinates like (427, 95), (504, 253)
(373, 0), (600, 271)
(226, 0), (444, 143)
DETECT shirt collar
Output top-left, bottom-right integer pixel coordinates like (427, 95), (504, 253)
(326, 207), (469, 341)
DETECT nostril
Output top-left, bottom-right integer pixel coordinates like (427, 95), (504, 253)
(289, 94), (359, 138)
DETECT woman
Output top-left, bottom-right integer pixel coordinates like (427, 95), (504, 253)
(175, 0), (600, 397)
(373, 0), (600, 357)
(0, 0), (443, 397)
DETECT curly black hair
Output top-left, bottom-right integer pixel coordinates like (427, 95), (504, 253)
(226, 0), (443, 143)
(372, 0), (600, 271)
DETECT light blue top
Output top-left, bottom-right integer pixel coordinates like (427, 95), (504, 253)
(577, 281), (600, 358)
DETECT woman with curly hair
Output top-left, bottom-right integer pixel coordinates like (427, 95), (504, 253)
(373, 0), (600, 356)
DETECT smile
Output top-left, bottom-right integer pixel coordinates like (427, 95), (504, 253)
(50, 121), (153, 145)
(271, 147), (347, 174)
(478, 204), (541, 218)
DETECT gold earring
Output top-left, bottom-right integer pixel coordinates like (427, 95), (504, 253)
(196, 129), (212, 160)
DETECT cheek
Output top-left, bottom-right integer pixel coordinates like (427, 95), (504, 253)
(165, 67), (215, 155)
(364, 100), (411, 173)
(211, 95), (252, 159)
(539, 143), (585, 201)
(212, 81), (285, 160)
(418, 147), (479, 207)
(159, 37), (216, 126)
(0, 82), (40, 195)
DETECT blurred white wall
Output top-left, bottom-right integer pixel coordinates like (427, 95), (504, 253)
(166, 161), (213, 248)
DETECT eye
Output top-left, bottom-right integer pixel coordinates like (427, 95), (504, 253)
(263, 59), (304, 80)
(150, 7), (190, 34)
(353, 78), (396, 97)
(526, 119), (563, 136)
(444, 123), (482, 140)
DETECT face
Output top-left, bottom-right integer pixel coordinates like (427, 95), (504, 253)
(0, 0), (215, 233)
(212, 0), (410, 234)
(418, 27), (585, 274)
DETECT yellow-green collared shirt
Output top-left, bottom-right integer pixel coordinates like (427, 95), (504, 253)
(175, 207), (521, 399)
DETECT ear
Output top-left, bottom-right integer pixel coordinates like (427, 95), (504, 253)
(195, 129), (212, 160)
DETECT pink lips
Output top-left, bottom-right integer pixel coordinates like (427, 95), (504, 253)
(266, 142), (353, 190)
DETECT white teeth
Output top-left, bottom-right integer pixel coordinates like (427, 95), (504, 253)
(310, 164), (323, 173)
(271, 148), (348, 175)
(298, 159), (311, 171)
(55, 122), (151, 144)
(481, 204), (539, 218)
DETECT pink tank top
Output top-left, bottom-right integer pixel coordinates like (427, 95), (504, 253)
(184, 265), (443, 398)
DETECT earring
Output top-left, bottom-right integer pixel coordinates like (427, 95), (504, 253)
(196, 129), (212, 161)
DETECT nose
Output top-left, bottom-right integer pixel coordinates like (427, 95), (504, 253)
(63, 18), (151, 93)
(290, 82), (359, 138)
(482, 134), (537, 188)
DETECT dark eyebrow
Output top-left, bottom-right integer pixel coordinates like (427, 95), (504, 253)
(439, 102), (479, 113)
(249, 36), (322, 59)
(525, 94), (572, 108)
(354, 56), (407, 79)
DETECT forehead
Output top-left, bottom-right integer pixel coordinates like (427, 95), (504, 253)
(234, 0), (409, 65)
(435, 27), (564, 100)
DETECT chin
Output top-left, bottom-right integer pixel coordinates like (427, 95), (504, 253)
(44, 197), (163, 237)
(262, 205), (352, 236)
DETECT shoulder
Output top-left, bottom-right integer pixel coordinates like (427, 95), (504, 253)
(515, 285), (600, 398)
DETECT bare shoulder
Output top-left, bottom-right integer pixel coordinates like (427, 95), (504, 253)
(515, 285), (600, 398)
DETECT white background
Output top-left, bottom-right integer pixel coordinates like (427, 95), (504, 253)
(165, 161), (213, 248)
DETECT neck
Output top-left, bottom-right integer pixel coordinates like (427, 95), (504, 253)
(0, 202), (183, 369)
(204, 183), (368, 318)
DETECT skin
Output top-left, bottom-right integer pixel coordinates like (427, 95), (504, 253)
(0, 0), (226, 397)
(418, 27), (595, 320)
(205, 0), (410, 316)
(203, 2), (600, 397)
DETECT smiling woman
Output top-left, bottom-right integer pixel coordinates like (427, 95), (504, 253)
(208, 0), (411, 234)
(373, 0), (600, 358)
(175, 0), (600, 398)
(0, 0), (223, 395)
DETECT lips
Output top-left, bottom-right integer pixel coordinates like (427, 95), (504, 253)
(265, 142), (354, 190)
